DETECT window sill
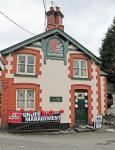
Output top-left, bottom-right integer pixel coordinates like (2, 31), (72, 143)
(71, 77), (91, 81)
(14, 74), (38, 78)
(16, 109), (35, 112)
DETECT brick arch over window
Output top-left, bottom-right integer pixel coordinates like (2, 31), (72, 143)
(11, 48), (42, 75)
(1, 79), (42, 128)
(14, 83), (42, 111)
(68, 53), (93, 79)
(69, 84), (93, 127)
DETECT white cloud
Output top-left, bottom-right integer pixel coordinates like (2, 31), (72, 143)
(0, 0), (115, 57)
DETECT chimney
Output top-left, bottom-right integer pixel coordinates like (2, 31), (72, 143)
(46, 6), (64, 31)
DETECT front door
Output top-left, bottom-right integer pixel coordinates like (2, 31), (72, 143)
(75, 90), (88, 125)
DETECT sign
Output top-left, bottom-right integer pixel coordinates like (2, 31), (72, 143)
(8, 112), (22, 123)
(50, 97), (62, 102)
(47, 38), (64, 58)
(95, 115), (102, 128)
(8, 111), (61, 124)
(22, 112), (60, 122)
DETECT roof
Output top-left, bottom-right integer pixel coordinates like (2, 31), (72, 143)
(0, 57), (4, 71)
(0, 28), (101, 64)
(100, 71), (108, 76)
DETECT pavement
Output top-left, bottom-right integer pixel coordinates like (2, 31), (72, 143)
(0, 101), (115, 150)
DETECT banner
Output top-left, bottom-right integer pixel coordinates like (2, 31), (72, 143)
(8, 112), (22, 123)
(8, 111), (61, 124)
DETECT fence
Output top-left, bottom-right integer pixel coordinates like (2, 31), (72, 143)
(8, 121), (60, 133)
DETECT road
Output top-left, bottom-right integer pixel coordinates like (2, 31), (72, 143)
(0, 100), (115, 150)
(0, 132), (115, 150)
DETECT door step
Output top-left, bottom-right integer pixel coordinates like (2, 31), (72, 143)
(74, 124), (95, 132)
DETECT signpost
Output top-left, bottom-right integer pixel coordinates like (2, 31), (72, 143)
(95, 115), (102, 128)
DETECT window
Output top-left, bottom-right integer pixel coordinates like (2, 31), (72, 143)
(17, 55), (35, 74)
(16, 89), (35, 110)
(73, 59), (88, 78)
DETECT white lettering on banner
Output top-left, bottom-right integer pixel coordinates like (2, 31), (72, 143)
(23, 112), (61, 122)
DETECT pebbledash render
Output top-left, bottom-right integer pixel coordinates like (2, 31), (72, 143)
(0, 6), (107, 129)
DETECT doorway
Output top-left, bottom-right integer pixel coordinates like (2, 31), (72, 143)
(75, 90), (88, 125)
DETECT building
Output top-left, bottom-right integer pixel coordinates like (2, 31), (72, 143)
(0, 6), (107, 130)
(0, 58), (4, 127)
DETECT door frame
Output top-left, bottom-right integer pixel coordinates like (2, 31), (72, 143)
(69, 84), (93, 127)
(74, 90), (88, 125)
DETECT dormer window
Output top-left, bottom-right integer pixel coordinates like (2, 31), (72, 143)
(73, 59), (88, 78)
(17, 55), (35, 75)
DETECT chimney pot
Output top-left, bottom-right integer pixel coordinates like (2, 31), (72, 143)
(50, 7), (54, 11)
(56, 6), (60, 11)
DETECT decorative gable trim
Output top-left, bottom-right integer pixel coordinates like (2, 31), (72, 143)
(1, 28), (101, 64)
(0, 58), (4, 71)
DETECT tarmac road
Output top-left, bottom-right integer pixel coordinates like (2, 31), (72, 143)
(0, 132), (115, 150)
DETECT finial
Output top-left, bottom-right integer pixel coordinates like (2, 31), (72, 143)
(51, 0), (55, 7)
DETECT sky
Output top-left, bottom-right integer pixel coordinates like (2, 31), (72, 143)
(0, 0), (115, 57)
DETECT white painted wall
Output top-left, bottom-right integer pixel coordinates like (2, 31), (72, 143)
(5, 47), (101, 124)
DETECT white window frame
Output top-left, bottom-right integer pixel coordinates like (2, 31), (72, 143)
(73, 59), (88, 78)
(16, 89), (35, 111)
(17, 54), (35, 75)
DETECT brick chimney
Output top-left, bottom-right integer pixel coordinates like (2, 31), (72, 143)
(46, 6), (64, 31)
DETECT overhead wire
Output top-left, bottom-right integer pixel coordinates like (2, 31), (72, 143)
(0, 10), (36, 36)
(42, 0), (47, 31)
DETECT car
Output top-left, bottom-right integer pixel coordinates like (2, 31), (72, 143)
(107, 93), (113, 108)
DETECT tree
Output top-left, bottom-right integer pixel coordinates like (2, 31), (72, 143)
(100, 17), (115, 83)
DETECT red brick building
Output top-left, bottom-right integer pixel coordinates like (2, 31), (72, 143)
(0, 6), (107, 130)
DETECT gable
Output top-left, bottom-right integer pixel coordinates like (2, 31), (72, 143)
(0, 28), (101, 64)
(0, 58), (4, 71)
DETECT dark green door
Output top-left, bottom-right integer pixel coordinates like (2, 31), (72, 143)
(75, 99), (88, 124)
(75, 91), (88, 125)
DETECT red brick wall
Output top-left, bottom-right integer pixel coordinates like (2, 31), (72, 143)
(1, 48), (42, 128)
(1, 79), (42, 129)
(47, 24), (64, 31)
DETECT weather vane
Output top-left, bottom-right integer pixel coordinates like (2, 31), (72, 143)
(51, 0), (55, 7)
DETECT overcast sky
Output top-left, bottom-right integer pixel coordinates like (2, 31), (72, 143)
(0, 0), (115, 56)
